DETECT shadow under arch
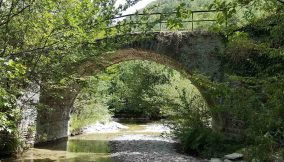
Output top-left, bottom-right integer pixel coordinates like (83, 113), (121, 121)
(36, 32), (225, 144)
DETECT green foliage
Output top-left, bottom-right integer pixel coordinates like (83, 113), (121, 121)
(178, 127), (242, 157)
(0, 86), (20, 155)
(209, 0), (283, 34)
(222, 29), (284, 148)
(216, 11), (284, 161)
(147, 0), (211, 12)
(105, 60), (173, 119)
(188, 73), (284, 160)
(71, 60), (205, 122)
(97, 60), (206, 121)
(145, 0), (221, 31)
(70, 77), (112, 133)
(0, 0), (142, 154)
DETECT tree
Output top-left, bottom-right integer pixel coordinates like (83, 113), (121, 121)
(0, 0), (141, 155)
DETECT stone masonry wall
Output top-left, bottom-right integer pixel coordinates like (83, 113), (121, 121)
(17, 84), (40, 150)
(35, 87), (77, 143)
(124, 32), (225, 81)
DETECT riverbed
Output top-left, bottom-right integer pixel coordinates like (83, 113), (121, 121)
(2, 122), (201, 162)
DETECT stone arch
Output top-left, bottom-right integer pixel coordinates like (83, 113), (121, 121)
(79, 49), (191, 76)
(35, 32), (225, 144)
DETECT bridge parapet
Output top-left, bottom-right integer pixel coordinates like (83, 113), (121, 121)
(100, 9), (227, 38)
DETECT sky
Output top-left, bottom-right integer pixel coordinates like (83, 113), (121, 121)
(115, 0), (157, 15)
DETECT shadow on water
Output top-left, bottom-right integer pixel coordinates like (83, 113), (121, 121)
(34, 138), (69, 151)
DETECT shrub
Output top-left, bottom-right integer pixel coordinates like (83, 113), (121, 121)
(179, 127), (243, 157)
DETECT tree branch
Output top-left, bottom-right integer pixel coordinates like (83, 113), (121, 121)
(0, 3), (31, 27)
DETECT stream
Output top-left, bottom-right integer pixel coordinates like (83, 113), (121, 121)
(3, 121), (201, 162)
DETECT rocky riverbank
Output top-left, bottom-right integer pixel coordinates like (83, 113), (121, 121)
(76, 121), (203, 162)
(110, 133), (202, 162)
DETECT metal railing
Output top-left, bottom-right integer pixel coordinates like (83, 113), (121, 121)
(104, 9), (226, 35)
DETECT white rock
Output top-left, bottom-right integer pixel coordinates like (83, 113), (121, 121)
(210, 158), (222, 162)
(111, 134), (175, 143)
(224, 153), (243, 160)
(143, 123), (171, 133)
(83, 121), (129, 133)
(224, 159), (233, 162)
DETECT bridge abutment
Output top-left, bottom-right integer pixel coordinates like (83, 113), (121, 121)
(35, 87), (77, 143)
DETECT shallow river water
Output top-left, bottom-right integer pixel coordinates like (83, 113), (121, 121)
(3, 123), (163, 162)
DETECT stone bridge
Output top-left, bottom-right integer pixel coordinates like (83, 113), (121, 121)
(27, 32), (226, 144)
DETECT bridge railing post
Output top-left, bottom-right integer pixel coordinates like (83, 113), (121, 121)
(191, 12), (194, 31)
(130, 15), (132, 34)
(225, 9), (228, 35)
(106, 28), (108, 44)
(159, 13), (162, 32)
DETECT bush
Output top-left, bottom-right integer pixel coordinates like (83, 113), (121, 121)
(0, 132), (19, 156)
(70, 101), (112, 132)
(168, 73), (284, 159)
(179, 127), (243, 157)
(69, 85), (112, 133)
(0, 86), (20, 156)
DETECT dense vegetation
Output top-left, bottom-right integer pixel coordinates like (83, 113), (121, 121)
(0, 0), (143, 156)
(0, 0), (284, 161)
(141, 0), (284, 160)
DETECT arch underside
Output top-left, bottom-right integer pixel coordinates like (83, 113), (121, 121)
(79, 49), (191, 77)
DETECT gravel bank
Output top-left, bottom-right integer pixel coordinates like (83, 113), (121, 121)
(110, 134), (203, 162)
(71, 121), (129, 136)
(83, 121), (129, 133)
(143, 123), (171, 133)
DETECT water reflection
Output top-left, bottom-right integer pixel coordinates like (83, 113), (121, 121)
(2, 122), (162, 162)
(67, 139), (110, 153)
(2, 137), (112, 162)
(6, 155), (112, 162)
